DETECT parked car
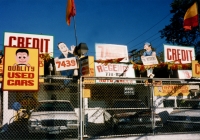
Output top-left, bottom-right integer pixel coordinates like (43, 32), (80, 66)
(167, 99), (200, 130)
(28, 100), (79, 136)
(108, 99), (163, 132)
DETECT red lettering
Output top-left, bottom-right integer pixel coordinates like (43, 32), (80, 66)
(167, 49), (171, 60)
(97, 65), (103, 72)
(7, 72), (34, 78)
(195, 64), (200, 74)
(25, 37), (31, 48)
(172, 49), (176, 60)
(181, 50), (186, 61)
(7, 80), (34, 86)
(18, 37), (25, 47)
(7, 36), (50, 53)
(8, 36), (17, 46)
(32, 38), (39, 49)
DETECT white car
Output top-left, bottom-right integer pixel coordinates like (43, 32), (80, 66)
(167, 99), (200, 130)
(28, 100), (79, 136)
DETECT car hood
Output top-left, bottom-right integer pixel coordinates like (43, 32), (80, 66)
(170, 109), (200, 117)
(29, 111), (78, 121)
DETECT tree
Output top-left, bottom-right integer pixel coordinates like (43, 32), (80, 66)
(159, 0), (200, 55)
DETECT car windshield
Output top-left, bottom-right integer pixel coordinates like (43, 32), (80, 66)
(178, 100), (200, 108)
(112, 101), (146, 108)
(36, 101), (74, 111)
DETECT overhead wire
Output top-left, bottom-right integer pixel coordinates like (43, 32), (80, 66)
(126, 13), (171, 51)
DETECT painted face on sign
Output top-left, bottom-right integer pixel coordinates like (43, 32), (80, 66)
(15, 49), (30, 66)
(58, 42), (69, 58)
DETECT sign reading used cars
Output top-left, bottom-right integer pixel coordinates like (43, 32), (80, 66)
(3, 47), (39, 91)
(4, 32), (54, 82)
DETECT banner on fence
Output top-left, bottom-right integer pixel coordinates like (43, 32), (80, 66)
(154, 85), (190, 96)
(3, 47), (39, 91)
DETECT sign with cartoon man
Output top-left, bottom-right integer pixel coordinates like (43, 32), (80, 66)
(3, 46), (39, 91)
(54, 42), (77, 71)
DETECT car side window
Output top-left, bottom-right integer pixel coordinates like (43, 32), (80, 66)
(163, 99), (175, 107)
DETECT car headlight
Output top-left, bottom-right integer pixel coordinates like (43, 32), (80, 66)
(67, 120), (78, 124)
(118, 118), (131, 123)
(28, 120), (41, 126)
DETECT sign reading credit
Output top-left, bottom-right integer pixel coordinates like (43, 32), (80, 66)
(3, 47), (39, 91)
(164, 44), (195, 64)
(4, 32), (54, 82)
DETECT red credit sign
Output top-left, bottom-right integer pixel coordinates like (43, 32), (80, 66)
(4, 32), (54, 54)
(164, 44), (195, 64)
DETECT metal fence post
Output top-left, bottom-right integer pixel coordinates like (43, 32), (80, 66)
(79, 76), (83, 140)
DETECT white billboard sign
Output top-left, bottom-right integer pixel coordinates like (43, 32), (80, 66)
(4, 32), (54, 54)
(95, 62), (136, 84)
(164, 44), (195, 64)
(95, 43), (129, 62)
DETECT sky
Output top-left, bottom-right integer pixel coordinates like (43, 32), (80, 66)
(0, 0), (174, 59)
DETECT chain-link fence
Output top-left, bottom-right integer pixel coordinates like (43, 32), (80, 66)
(0, 76), (200, 139)
(0, 76), (79, 139)
(82, 77), (200, 139)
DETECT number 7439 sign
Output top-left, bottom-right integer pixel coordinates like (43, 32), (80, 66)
(55, 57), (78, 71)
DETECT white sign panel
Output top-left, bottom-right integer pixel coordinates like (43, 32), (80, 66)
(55, 57), (77, 71)
(178, 70), (192, 79)
(95, 63), (136, 84)
(164, 44), (195, 64)
(4, 32), (54, 54)
(141, 56), (158, 65)
(95, 43), (129, 62)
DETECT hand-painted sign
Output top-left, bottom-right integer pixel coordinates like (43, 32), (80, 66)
(95, 43), (129, 62)
(192, 60), (200, 77)
(154, 85), (189, 96)
(79, 56), (95, 84)
(3, 47), (39, 91)
(164, 44), (195, 64)
(141, 56), (158, 65)
(4, 32), (53, 82)
(54, 57), (77, 71)
(95, 63), (136, 84)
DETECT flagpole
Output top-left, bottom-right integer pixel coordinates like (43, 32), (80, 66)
(73, 16), (78, 46)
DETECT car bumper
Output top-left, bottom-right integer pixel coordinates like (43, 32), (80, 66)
(167, 121), (200, 129)
(28, 125), (78, 134)
(117, 121), (163, 129)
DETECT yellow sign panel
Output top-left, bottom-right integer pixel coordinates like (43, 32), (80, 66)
(80, 56), (95, 84)
(3, 47), (39, 91)
(154, 85), (189, 96)
(192, 60), (200, 77)
(83, 88), (91, 98)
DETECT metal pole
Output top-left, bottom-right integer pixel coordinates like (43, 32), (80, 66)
(73, 16), (78, 46)
(79, 76), (83, 140)
(150, 83), (155, 135)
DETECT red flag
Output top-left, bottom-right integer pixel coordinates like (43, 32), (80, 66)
(183, 2), (198, 31)
(66, 0), (76, 25)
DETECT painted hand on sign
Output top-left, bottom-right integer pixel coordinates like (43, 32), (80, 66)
(14, 49), (31, 66)
(57, 42), (75, 58)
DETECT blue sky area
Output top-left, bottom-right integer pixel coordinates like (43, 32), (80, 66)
(0, 0), (173, 58)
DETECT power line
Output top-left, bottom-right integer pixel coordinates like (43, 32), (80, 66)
(126, 13), (171, 46)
